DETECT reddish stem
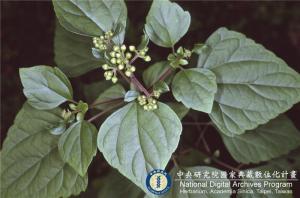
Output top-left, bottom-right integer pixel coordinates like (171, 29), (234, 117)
(131, 74), (151, 97)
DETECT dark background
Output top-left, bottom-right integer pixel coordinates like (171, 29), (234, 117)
(1, 0), (300, 197)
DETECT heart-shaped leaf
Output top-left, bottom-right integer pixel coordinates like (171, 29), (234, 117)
(198, 27), (300, 136)
(97, 102), (182, 193)
(145, 0), (191, 47)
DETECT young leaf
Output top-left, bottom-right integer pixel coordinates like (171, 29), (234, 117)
(98, 170), (145, 198)
(172, 68), (217, 113)
(52, 0), (127, 44)
(93, 84), (125, 110)
(162, 166), (231, 198)
(19, 66), (73, 110)
(58, 121), (97, 176)
(198, 27), (300, 136)
(153, 81), (170, 93)
(97, 102), (182, 193)
(143, 61), (173, 88)
(137, 33), (149, 50)
(55, 23), (103, 77)
(124, 90), (140, 102)
(220, 115), (300, 164)
(1, 103), (87, 198)
(145, 0), (191, 47)
(166, 102), (189, 120)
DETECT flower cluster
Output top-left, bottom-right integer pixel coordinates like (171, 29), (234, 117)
(93, 31), (114, 50)
(153, 89), (162, 98)
(137, 95), (158, 111)
(93, 31), (153, 86)
(99, 43), (152, 83)
(168, 46), (192, 68)
(68, 101), (88, 121)
(129, 46), (151, 62)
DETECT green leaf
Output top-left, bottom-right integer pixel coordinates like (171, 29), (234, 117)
(124, 90), (140, 102)
(19, 66), (73, 110)
(93, 84), (125, 110)
(162, 166), (231, 198)
(58, 121), (97, 176)
(143, 61), (173, 88)
(52, 0), (127, 44)
(198, 27), (300, 136)
(54, 23), (103, 77)
(166, 102), (189, 120)
(97, 102), (182, 193)
(220, 115), (300, 164)
(83, 80), (112, 103)
(172, 68), (217, 113)
(1, 103), (87, 198)
(98, 170), (145, 198)
(145, 0), (191, 47)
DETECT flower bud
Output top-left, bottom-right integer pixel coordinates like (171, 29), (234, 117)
(130, 66), (136, 72)
(144, 56), (151, 62)
(76, 112), (84, 121)
(61, 109), (72, 120)
(105, 75), (112, 80)
(125, 52), (132, 59)
(125, 70), (132, 77)
(121, 44), (126, 51)
(140, 51), (146, 56)
(115, 53), (121, 58)
(111, 58), (117, 64)
(153, 90), (161, 98)
(113, 46), (120, 52)
(143, 105), (149, 111)
(111, 76), (118, 83)
(148, 105), (153, 110)
(129, 45), (135, 51)
(69, 103), (77, 110)
(118, 64), (124, 70)
(102, 64), (109, 70)
(110, 51), (116, 57)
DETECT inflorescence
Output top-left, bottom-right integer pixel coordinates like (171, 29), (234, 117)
(93, 31), (151, 84)
(137, 95), (158, 111)
(93, 30), (161, 111)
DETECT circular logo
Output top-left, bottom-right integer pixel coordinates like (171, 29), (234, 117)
(146, 169), (171, 195)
